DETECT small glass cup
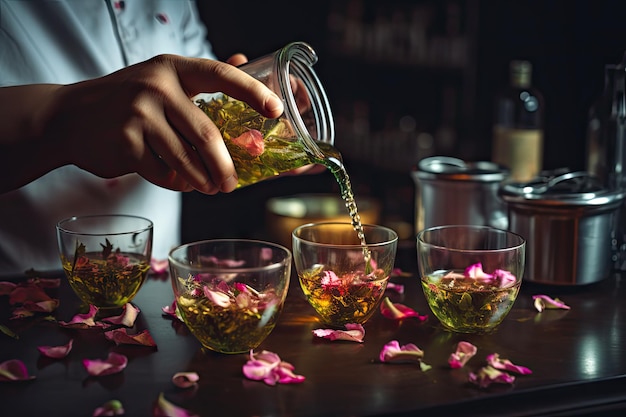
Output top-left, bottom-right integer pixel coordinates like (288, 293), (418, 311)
(417, 225), (526, 333)
(168, 239), (291, 354)
(56, 214), (153, 309)
(292, 222), (398, 327)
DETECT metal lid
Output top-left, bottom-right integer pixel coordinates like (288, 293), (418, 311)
(499, 169), (625, 208)
(413, 156), (509, 183)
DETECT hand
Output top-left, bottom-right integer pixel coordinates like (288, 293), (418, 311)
(0, 54), (283, 194)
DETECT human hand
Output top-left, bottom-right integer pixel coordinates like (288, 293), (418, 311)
(35, 54), (284, 194)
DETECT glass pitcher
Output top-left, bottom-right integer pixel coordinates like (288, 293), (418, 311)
(195, 41), (336, 188)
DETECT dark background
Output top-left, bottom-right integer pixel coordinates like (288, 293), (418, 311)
(184, 0), (626, 243)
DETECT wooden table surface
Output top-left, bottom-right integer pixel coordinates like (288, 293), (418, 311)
(1, 243), (626, 417)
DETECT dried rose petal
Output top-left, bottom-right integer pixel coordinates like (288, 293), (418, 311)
(162, 300), (182, 321)
(231, 129), (264, 157)
(465, 263), (492, 279)
(58, 305), (104, 329)
(391, 268), (412, 277)
(150, 258), (169, 275)
(486, 353), (532, 375)
(93, 399), (125, 416)
(312, 323), (365, 343)
(0, 359), (35, 381)
(385, 282), (405, 294)
(153, 392), (199, 417)
(203, 287), (231, 308)
(533, 294), (571, 312)
(83, 352), (128, 377)
(379, 297), (428, 321)
(243, 350), (305, 386)
(379, 340), (431, 370)
(101, 303), (140, 327)
(448, 341), (477, 369)
(104, 328), (157, 347)
(37, 339), (74, 359)
(0, 281), (17, 295)
(172, 372), (200, 389)
(468, 365), (516, 388)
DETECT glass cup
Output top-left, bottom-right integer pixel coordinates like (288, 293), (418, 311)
(292, 222), (399, 327)
(168, 239), (291, 354)
(195, 41), (337, 189)
(56, 214), (153, 309)
(417, 225), (526, 333)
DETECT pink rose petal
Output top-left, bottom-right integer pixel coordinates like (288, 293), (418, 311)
(533, 294), (571, 312)
(312, 323), (365, 343)
(379, 340), (431, 370)
(379, 297), (428, 321)
(385, 282), (405, 294)
(448, 341), (477, 369)
(104, 328), (157, 347)
(231, 129), (264, 157)
(172, 372), (200, 389)
(150, 258), (169, 275)
(0, 359), (35, 381)
(37, 339), (74, 359)
(93, 399), (125, 416)
(243, 350), (305, 386)
(468, 365), (516, 388)
(0, 281), (17, 295)
(83, 352), (128, 377)
(58, 305), (105, 329)
(465, 263), (492, 279)
(153, 392), (199, 417)
(101, 303), (140, 327)
(486, 353), (532, 375)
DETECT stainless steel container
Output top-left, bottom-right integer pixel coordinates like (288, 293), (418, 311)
(499, 171), (625, 285)
(411, 156), (510, 233)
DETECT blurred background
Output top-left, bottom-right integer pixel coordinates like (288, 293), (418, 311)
(183, 0), (626, 244)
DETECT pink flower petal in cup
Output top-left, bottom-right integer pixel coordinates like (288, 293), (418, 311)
(468, 365), (516, 388)
(532, 295), (571, 312)
(37, 339), (74, 359)
(493, 269), (517, 288)
(172, 372), (200, 389)
(153, 392), (199, 417)
(486, 353), (532, 375)
(0, 359), (35, 381)
(203, 287), (231, 308)
(465, 263), (492, 279)
(83, 352), (128, 377)
(448, 341), (477, 369)
(93, 399), (125, 416)
(312, 323), (365, 343)
(379, 297), (428, 321)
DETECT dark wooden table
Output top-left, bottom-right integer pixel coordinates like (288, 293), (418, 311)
(1, 243), (626, 417)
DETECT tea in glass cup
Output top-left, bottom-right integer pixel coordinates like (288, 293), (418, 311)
(417, 225), (526, 333)
(292, 222), (398, 327)
(168, 239), (291, 354)
(56, 214), (153, 309)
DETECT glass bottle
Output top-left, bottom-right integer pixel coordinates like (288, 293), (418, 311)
(491, 60), (544, 182)
(194, 42), (337, 188)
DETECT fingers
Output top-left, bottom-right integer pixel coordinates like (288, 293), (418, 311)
(226, 53), (248, 67)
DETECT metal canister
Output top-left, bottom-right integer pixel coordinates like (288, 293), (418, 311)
(499, 171), (625, 285)
(411, 156), (510, 233)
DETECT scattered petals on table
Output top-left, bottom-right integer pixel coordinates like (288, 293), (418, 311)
(83, 352), (128, 377)
(101, 303), (140, 327)
(153, 392), (199, 417)
(312, 323), (365, 342)
(448, 341), (477, 369)
(162, 300), (182, 321)
(391, 268), (412, 278)
(379, 297), (428, 321)
(172, 372), (200, 389)
(150, 258), (169, 275)
(243, 350), (305, 386)
(379, 340), (431, 371)
(385, 282), (405, 294)
(104, 328), (157, 347)
(486, 353), (532, 375)
(37, 339), (74, 359)
(93, 399), (125, 416)
(0, 359), (35, 381)
(532, 294), (571, 312)
(468, 365), (516, 388)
